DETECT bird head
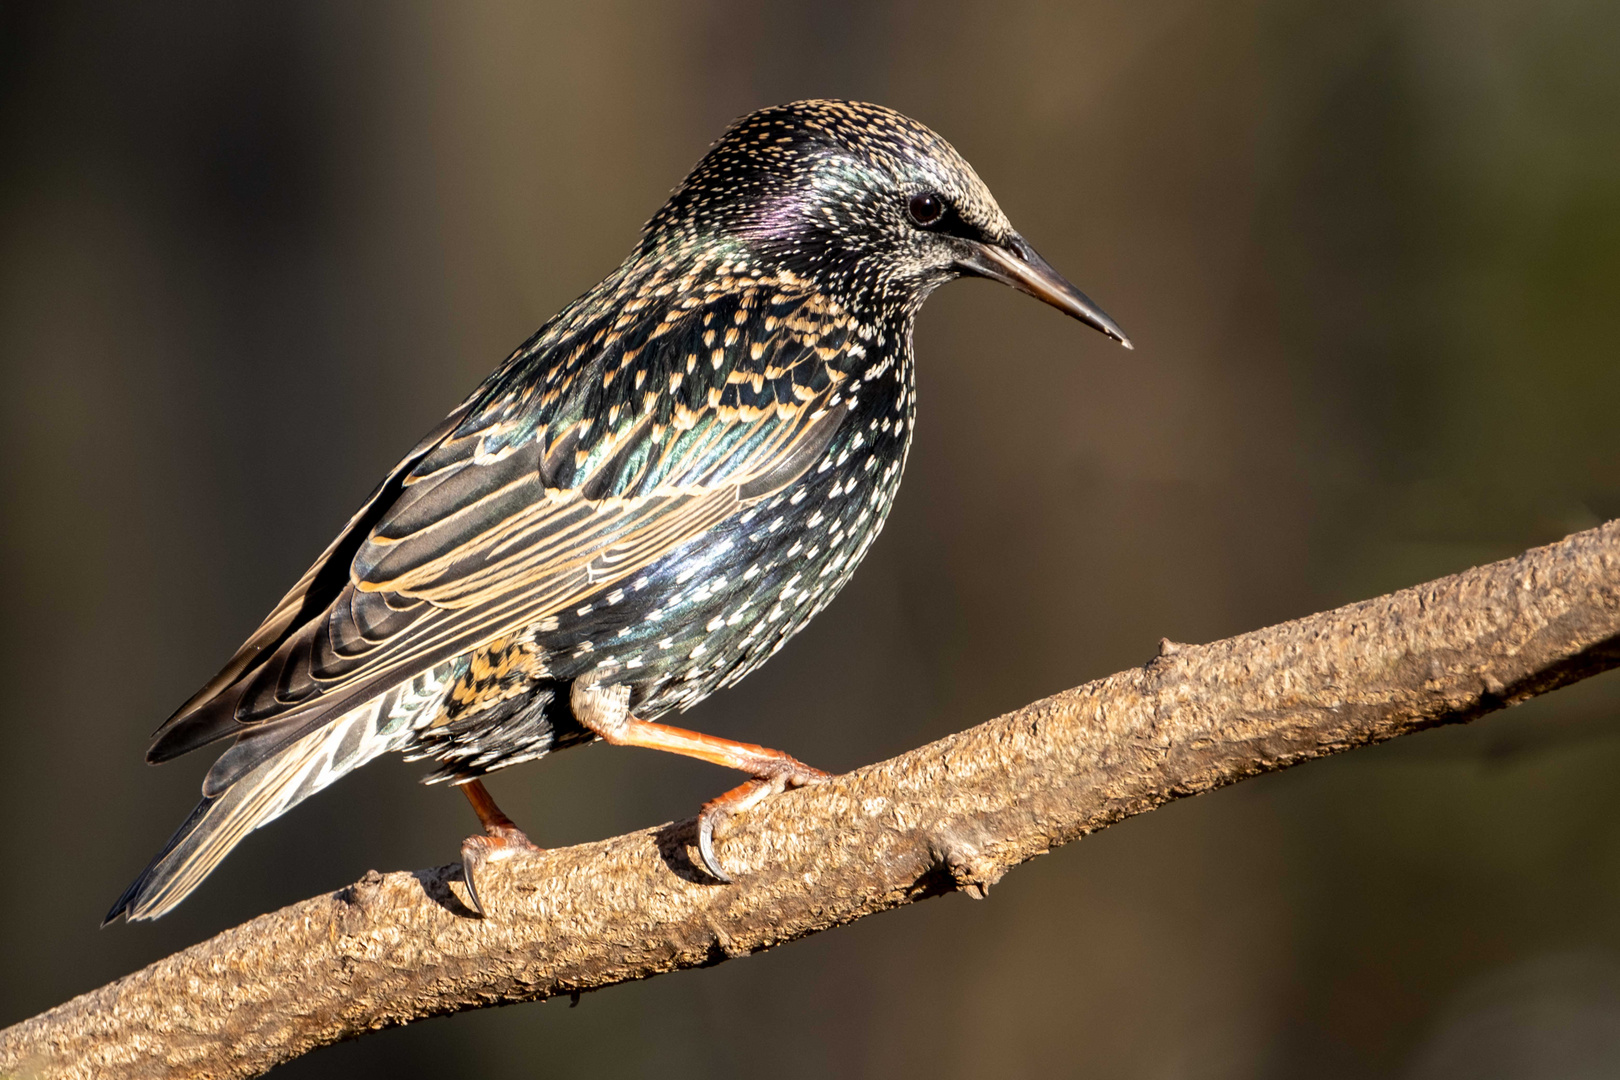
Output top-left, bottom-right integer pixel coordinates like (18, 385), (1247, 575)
(642, 99), (1131, 348)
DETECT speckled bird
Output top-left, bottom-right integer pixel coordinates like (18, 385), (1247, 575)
(107, 99), (1130, 923)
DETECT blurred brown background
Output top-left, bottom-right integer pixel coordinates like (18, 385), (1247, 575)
(3, 1), (1620, 1077)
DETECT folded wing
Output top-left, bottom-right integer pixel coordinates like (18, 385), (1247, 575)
(144, 284), (857, 794)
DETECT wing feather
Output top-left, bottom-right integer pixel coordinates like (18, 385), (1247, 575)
(149, 284), (859, 794)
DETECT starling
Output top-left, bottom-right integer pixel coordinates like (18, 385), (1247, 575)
(107, 99), (1130, 923)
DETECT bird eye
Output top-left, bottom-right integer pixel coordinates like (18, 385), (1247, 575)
(907, 191), (946, 227)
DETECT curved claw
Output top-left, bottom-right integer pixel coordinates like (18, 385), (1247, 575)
(459, 826), (541, 918)
(696, 809), (733, 884)
(694, 763), (830, 884)
(459, 838), (489, 918)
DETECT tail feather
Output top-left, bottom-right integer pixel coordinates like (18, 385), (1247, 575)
(106, 690), (419, 923)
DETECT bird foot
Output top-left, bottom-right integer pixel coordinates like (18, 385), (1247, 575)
(697, 759), (830, 884)
(459, 823), (542, 917)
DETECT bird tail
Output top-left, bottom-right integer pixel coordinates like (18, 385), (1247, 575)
(105, 701), (409, 923)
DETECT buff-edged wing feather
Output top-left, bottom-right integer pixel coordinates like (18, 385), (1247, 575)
(145, 284), (857, 798)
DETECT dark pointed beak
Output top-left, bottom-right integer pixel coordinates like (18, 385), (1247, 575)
(955, 236), (1133, 349)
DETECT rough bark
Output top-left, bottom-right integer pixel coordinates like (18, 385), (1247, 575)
(5, 521), (1619, 1080)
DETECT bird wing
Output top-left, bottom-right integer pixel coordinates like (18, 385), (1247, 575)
(145, 282), (862, 794)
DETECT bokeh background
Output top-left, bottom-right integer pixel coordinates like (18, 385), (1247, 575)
(3, 1), (1620, 1076)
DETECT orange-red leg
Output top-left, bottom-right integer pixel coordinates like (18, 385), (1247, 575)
(457, 778), (541, 916)
(570, 680), (829, 881)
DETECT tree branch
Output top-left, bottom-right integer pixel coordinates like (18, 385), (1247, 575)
(5, 522), (1619, 1080)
